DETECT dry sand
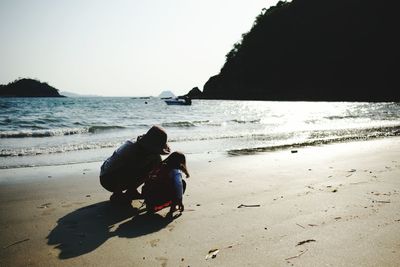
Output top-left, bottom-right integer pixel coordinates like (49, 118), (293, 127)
(0, 137), (399, 266)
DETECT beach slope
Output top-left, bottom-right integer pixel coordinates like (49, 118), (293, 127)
(0, 137), (399, 266)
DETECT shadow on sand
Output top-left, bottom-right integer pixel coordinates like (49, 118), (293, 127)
(47, 201), (174, 259)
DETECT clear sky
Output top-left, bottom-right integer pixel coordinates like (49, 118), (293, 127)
(0, 0), (278, 97)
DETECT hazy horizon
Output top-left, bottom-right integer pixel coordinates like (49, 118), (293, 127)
(0, 0), (279, 97)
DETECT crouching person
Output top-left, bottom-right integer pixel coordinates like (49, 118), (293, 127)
(99, 126), (170, 204)
(142, 152), (190, 216)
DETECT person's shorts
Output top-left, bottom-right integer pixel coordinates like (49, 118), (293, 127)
(99, 168), (140, 192)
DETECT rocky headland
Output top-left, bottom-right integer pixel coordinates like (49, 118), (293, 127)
(196, 0), (399, 101)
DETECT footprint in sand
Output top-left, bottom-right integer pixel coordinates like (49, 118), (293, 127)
(41, 208), (56, 216)
(155, 256), (168, 267)
(149, 239), (160, 247)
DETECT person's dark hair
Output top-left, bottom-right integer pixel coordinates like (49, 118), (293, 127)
(137, 125), (170, 155)
(163, 151), (189, 178)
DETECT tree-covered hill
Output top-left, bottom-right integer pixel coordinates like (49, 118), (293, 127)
(202, 0), (400, 101)
(0, 78), (65, 97)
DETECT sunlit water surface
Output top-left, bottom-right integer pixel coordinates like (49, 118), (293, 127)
(0, 98), (399, 168)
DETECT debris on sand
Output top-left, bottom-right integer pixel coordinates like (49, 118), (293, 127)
(237, 204), (261, 208)
(373, 200), (391, 204)
(285, 249), (308, 260)
(37, 203), (51, 209)
(3, 238), (30, 249)
(205, 249), (220, 260)
(205, 244), (236, 260)
(296, 239), (316, 246)
(291, 150), (298, 153)
(296, 223), (305, 229)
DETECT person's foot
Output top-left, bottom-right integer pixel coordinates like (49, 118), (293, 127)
(166, 210), (182, 220)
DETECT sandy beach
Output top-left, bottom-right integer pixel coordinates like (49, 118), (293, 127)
(0, 137), (399, 266)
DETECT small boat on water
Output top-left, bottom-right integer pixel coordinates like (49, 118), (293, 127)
(164, 96), (192, 106)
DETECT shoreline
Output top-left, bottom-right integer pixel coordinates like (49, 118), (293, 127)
(0, 137), (399, 266)
(2, 132), (400, 170)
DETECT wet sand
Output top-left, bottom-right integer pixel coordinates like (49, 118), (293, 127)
(0, 137), (400, 266)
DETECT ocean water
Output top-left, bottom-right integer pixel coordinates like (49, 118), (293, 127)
(0, 97), (399, 169)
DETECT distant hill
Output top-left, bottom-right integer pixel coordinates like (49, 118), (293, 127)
(0, 78), (65, 97)
(201, 0), (400, 101)
(158, 90), (176, 99)
(60, 91), (100, 97)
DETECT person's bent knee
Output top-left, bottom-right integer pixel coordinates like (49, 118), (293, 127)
(100, 174), (116, 192)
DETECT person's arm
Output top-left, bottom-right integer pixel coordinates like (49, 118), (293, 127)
(129, 149), (162, 186)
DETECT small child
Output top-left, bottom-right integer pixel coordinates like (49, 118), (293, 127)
(142, 152), (190, 215)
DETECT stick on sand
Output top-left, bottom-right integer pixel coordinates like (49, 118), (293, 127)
(3, 238), (30, 249)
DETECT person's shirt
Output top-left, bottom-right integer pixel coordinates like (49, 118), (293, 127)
(100, 140), (161, 177)
(170, 169), (183, 200)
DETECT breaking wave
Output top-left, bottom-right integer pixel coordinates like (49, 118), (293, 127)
(230, 119), (261, 124)
(88, 125), (126, 133)
(161, 120), (214, 128)
(228, 125), (400, 156)
(3, 125), (398, 158)
(0, 128), (89, 138)
(162, 121), (196, 128)
(0, 125), (127, 138)
(0, 141), (119, 157)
